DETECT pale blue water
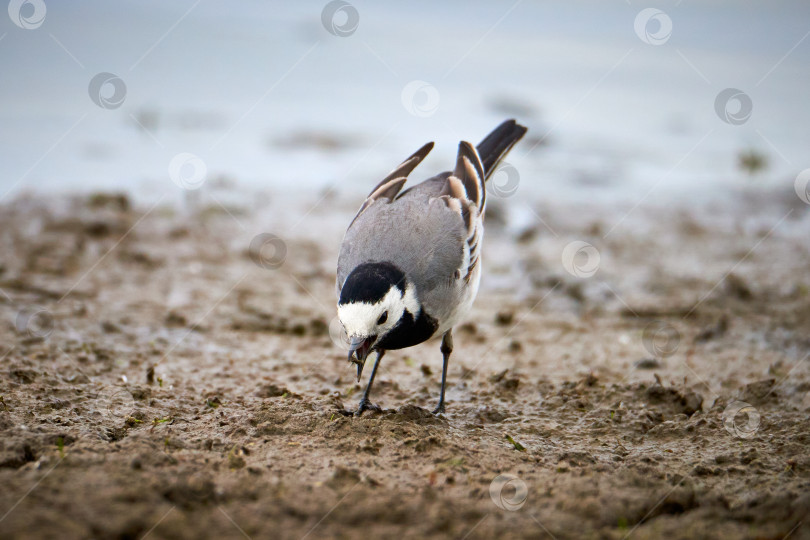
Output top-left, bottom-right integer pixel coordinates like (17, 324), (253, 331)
(0, 0), (808, 207)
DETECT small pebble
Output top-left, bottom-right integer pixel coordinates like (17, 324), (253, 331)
(634, 358), (661, 370)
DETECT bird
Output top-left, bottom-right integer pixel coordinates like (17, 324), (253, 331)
(336, 119), (528, 415)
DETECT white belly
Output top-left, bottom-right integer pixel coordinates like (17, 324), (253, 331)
(435, 259), (481, 335)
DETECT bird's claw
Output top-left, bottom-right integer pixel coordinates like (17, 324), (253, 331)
(355, 398), (382, 417)
(431, 402), (445, 415)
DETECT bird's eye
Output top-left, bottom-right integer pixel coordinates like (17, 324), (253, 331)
(377, 311), (388, 325)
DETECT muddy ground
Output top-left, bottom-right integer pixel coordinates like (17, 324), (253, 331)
(0, 186), (809, 539)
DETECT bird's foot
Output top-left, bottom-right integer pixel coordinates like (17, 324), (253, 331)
(355, 398), (382, 417)
(431, 402), (445, 415)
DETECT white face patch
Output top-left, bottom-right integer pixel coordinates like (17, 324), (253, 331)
(338, 283), (419, 340)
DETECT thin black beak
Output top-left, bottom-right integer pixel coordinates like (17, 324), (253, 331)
(348, 336), (376, 382)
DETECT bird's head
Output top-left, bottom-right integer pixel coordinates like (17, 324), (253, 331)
(338, 262), (419, 380)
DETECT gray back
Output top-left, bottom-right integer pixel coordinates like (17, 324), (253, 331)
(337, 176), (464, 303)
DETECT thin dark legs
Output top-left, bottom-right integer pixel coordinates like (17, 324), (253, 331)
(432, 330), (453, 414)
(355, 350), (385, 416)
(353, 331), (452, 416)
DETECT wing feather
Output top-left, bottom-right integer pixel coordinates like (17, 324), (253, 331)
(441, 142), (486, 282)
(349, 142), (434, 226)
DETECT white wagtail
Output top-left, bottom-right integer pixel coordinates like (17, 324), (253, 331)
(337, 120), (528, 415)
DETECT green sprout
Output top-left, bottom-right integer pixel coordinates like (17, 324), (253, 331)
(505, 434), (526, 452)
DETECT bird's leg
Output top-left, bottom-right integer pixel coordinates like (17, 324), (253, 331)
(355, 350), (385, 416)
(432, 330), (453, 414)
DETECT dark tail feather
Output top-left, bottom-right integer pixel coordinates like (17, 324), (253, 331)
(475, 119), (528, 180)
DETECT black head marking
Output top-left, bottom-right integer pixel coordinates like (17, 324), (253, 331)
(375, 308), (438, 350)
(339, 261), (406, 305)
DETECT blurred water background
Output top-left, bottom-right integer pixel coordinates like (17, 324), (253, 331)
(0, 0), (808, 210)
